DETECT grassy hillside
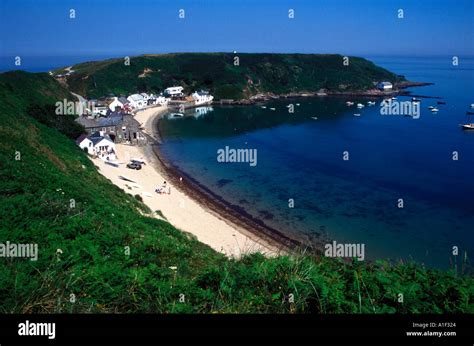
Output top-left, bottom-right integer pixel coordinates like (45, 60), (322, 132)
(59, 53), (404, 100)
(0, 71), (472, 313)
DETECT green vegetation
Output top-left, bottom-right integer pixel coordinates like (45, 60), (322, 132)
(60, 53), (404, 99)
(0, 71), (472, 313)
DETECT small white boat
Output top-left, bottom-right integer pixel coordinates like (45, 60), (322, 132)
(357, 103), (365, 108)
(261, 106), (267, 109)
(296, 103), (300, 106)
(311, 116), (318, 120)
(428, 106), (435, 110)
(461, 124), (474, 130)
(391, 97), (397, 101)
(461, 112), (474, 130)
(470, 104), (474, 108)
(170, 112), (184, 118)
(431, 108), (439, 112)
(353, 113), (361, 117)
(367, 101), (376, 106)
(270, 107), (276, 111)
(346, 101), (354, 106)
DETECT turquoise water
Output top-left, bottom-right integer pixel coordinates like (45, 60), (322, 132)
(159, 57), (474, 268)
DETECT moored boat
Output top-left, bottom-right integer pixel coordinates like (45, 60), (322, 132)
(461, 112), (474, 130)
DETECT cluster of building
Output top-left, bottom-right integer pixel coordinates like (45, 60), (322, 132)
(74, 86), (214, 161)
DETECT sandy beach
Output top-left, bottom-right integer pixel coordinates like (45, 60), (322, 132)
(93, 106), (282, 257)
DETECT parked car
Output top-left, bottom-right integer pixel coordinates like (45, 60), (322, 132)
(126, 162), (142, 170)
(131, 159), (146, 165)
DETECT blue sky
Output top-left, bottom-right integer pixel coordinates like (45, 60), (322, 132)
(0, 0), (473, 57)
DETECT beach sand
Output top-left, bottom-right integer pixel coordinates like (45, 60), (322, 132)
(93, 106), (281, 257)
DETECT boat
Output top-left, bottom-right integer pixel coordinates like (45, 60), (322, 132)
(170, 112), (184, 118)
(105, 161), (119, 168)
(428, 106), (435, 110)
(437, 101), (446, 105)
(270, 107), (276, 111)
(412, 97), (421, 102)
(119, 176), (137, 183)
(296, 103), (300, 106)
(367, 101), (376, 106)
(461, 112), (474, 130)
(467, 111), (474, 115)
(391, 97), (397, 101)
(311, 116), (318, 120)
(353, 113), (361, 117)
(357, 103), (365, 108)
(261, 106), (267, 109)
(346, 101), (354, 106)
(470, 104), (474, 108)
(430, 108), (439, 112)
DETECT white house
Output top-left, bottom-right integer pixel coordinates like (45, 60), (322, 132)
(192, 90), (214, 106)
(76, 134), (93, 153)
(376, 82), (393, 91)
(140, 93), (150, 103)
(92, 106), (108, 117)
(127, 94), (146, 109)
(77, 132), (116, 161)
(108, 97), (124, 112)
(164, 86), (184, 98)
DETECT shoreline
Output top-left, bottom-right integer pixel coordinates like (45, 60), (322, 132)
(102, 81), (437, 258)
(96, 106), (292, 258)
(215, 82), (437, 105)
(138, 106), (307, 254)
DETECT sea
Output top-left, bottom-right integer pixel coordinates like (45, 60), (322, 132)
(158, 56), (474, 269)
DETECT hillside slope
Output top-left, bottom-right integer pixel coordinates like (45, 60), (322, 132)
(57, 53), (404, 99)
(0, 71), (472, 313)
